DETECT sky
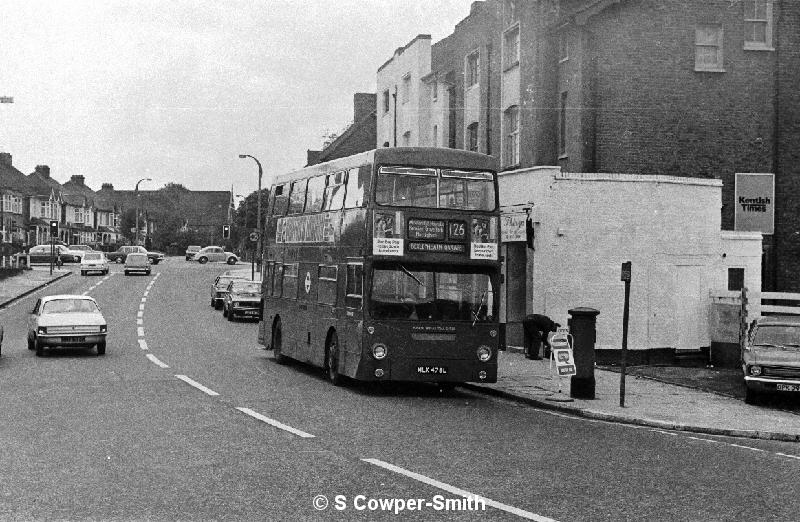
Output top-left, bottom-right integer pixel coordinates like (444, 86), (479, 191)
(0, 0), (474, 197)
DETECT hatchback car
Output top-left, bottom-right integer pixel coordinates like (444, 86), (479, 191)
(223, 280), (263, 321)
(211, 273), (250, 309)
(742, 315), (800, 404)
(124, 252), (151, 276)
(195, 246), (238, 265)
(80, 252), (110, 276)
(185, 245), (202, 261)
(27, 295), (108, 356)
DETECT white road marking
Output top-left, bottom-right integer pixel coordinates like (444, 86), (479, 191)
(137, 310), (143, 317)
(137, 326), (145, 337)
(138, 339), (148, 350)
(139, 303), (145, 310)
(137, 318), (143, 325)
(361, 458), (556, 521)
(143, 291), (149, 297)
(176, 375), (219, 396)
(729, 444), (765, 452)
(236, 407), (315, 438)
(146, 353), (169, 368)
(687, 436), (723, 444)
(776, 453), (800, 460)
(141, 297), (147, 302)
(650, 430), (678, 436)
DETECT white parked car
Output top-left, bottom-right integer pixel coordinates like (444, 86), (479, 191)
(194, 246), (239, 265)
(80, 252), (110, 276)
(27, 295), (108, 356)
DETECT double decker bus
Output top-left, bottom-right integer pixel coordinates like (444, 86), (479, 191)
(258, 147), (500, 385)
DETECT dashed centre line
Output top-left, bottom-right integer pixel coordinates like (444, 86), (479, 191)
(362, 458), (555, 521)
(236, 407), (315, 438)
(138, 339), (148, 350)
(146, 353), (169, 368)
(176, 375), (219, 396)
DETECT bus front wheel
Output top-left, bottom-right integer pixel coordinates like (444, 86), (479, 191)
(273, 320), (286, 364)
(325, 331), (343, 386)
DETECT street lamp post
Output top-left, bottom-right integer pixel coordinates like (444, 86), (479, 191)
(238, 154), (263, 281)
(135, 177), (151, 245)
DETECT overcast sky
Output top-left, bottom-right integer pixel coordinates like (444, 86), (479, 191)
(0, 0), (473, 197)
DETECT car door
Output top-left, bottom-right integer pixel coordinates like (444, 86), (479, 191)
(211, 247), (224, 262)
(28, 299), (41, 338)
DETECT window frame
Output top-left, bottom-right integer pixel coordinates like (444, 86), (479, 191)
(559, 91), (568, 158)
(467, 122), (479, 153)
(743, 0), (773, 51)
(465, 50), (479, 88)
(304, 174), (326, 214)
(287, 179), (307, 215)
(317, 264), (338, 306)
(503, 24), (520, 70)
(504, 105), (520, 167)
(695, 24), (725, 72)
(345, 262), (363, 310)
(559, 31), (569, 63)
(402, 73), (411, 104)
(382, 89), (390, 113)
(282, 262), (299, 300)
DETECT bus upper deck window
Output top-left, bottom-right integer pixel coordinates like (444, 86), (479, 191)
(305, 175), (326, 213)
(324, 171), (346, 211)
(272, 184), (289, 216)
(344, 167), (364, 208)
(288, 180), (307, 214)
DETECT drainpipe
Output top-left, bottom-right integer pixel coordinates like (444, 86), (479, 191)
(392, 85), (398, 147)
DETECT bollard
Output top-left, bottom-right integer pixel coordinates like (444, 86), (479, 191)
(569, 307), (600, 399)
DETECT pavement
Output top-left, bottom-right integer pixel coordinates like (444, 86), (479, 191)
(3, 268), (800, 442)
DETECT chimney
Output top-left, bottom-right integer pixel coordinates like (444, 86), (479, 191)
(70, 174), (85, 185)
(101, 183), (114, 191)
(354, 93), (377, 122)
(306, 150), (321, 166)
(35, 165), (50, 177)
(0, 152), (11, 166)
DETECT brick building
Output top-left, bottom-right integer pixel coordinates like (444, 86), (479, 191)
(307, 93), (377, 166)
(377, 0), (799, 291)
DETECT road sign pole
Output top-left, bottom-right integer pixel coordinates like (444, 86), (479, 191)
(620, 261), (632, 407)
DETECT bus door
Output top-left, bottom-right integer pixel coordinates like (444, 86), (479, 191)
(296, 261), (320, 364)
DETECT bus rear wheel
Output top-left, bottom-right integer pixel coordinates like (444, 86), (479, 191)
(272, 320), (286, 364)
(325, 331), (343, 386)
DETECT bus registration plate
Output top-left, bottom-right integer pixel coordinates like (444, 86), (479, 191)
(417, 366), (448, 375)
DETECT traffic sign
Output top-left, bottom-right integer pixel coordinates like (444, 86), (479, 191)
(249, 231), (260, 242)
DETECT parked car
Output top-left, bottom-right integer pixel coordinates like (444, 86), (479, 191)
(107, 245), (165, 264)
(27, 295), (108, 356)
(210, 272), (250, 309)
(27, 244), (80, 264)
(223, 280), (263, 321)
(185, 245), (202, 261)
(80, 251), (110, 276)
(124, 252), (151, 276)
(742, 315), (800, 404)
(70, 244), (94, 253)
(194, 246), (238, 265)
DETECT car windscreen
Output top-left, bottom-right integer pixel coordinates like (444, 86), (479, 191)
(369, 263), (495, 322)
(375, 166), (496, 211)
(84, 253), (104, 261)
(42, 299), (99, 314)
(231, 282), (261, 294)
(753, 324), (800, 347)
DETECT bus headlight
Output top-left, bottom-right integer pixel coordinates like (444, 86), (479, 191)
(750, 365), (762, 376)
(477, 345), (492, 362)
(372, 343), (388, 360)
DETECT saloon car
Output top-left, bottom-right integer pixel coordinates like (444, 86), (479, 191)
(124, 252), (151, 275)
(743, 315), (800, 404)
(222, 280), (263, 321)
(185, 245), (202, 261)
(27, 295), (108, 356)
(80, 252), (110, 275)
(107, 245), (165, 264)
(27, 244), (81, 264)
(194, 246), (238, 265)
(210, 272), (250, 309)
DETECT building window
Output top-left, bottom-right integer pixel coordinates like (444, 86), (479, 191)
(728, 268), (745, 291)
(504, 25), (520, 70)
(382, 89), (390, 113)
(505, 0), (517, 26)
(432, 125), (439, 147)
(559, 92), (567, 157)
(467, 122), (479, 152)
(744, 0), (773, 50)
(559, 32), (569, 63)
(402, 74), (411, 104)
(402, 131), (411, 146)
(695, 24), (724, 72)
(466, 51), (479, 88)
(432, 80), (438, 101)
(504, 105), (520, 167)
(2, 194), (22, 213)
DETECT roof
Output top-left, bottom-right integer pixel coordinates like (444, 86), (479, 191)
(41, 294), (97, 302)
(0, 162), (33, 193)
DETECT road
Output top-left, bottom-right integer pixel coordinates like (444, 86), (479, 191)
(1, 259), (799, 521)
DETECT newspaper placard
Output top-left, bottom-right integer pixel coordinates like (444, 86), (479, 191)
(373, 237), (403, 256)
(470, 242), (497, 260)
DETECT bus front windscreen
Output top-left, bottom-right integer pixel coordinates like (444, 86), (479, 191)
(369, 264), (495, 322)
(375, 166), (496, 211)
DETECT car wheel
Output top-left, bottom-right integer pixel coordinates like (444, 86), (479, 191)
(273, 319), (286, 364)
(124, 270), (129, 275)
(227, 257), (237, 265)
(27, 336), (34, 351)
(227, 309), (235, 322)
(325, 331), (343, 386)
(104, 269), (109, 275)
(35, 337), (44, 357)
(81, 270), (86, 276)
(745, 387), (762, 405)
(211, 298), (215, 308)
(146, 270), (151, 275)
(198, 256), (208, 264)
(115, 257), (123, 264)
(222, 306), (228, 317)
(97, 340), (106, 355)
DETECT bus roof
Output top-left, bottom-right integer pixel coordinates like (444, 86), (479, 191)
(273, 147), (498, 187)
